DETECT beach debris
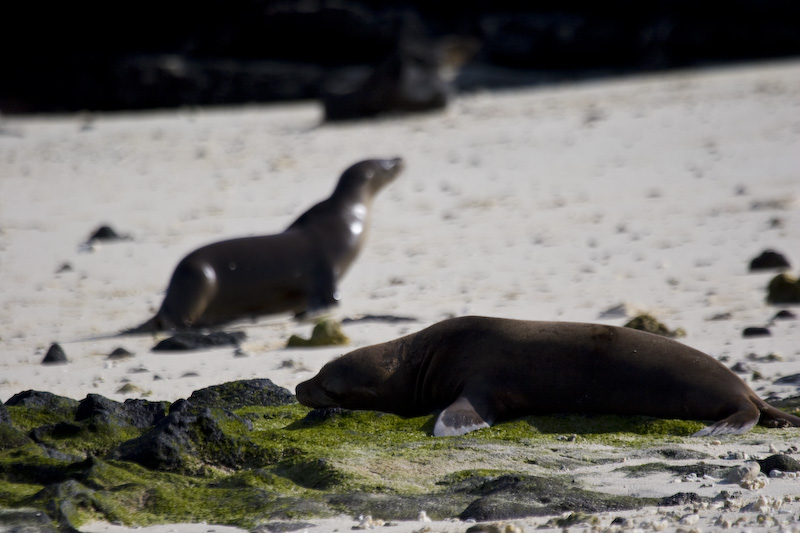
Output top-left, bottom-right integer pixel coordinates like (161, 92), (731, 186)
(623, 313), (685, 338)
(743, 495), (782, 513)
(708, 311), (733, 320)
(749, 249), (791, 271)
(767, 273), (800, 304)
(287, 319), (349, 348)
(742, 326), (771, 338)
(55, 262), (73, 273)
(152, 331), (246, 351)
(41, 343), (68, 365)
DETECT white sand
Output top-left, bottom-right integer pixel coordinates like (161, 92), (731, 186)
(2, 59), (800, 532)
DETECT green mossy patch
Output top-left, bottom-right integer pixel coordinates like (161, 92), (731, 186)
(624, 314), (686, 338)
(0, 380), (778, 530)
(287, 319), (350, 347)
(767, 273), (800, 304)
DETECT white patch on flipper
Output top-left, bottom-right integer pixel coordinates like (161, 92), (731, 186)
(692, 416), (758, 437)
(433, 395), (491, 437)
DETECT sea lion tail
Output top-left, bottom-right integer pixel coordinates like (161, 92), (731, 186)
(757, 401), (800, 429)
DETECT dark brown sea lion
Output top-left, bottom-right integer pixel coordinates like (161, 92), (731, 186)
(128, 158), (404, 332)
(322, 37), (478, 121)
(296, 315), (800, 437)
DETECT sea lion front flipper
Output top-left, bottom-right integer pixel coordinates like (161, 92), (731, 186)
(297, 262), (340, 319)
(433, 394), (494, 437)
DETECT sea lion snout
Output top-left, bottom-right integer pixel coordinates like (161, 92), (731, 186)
(380, 157), (404, 173)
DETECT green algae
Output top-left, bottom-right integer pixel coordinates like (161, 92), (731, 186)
(0, 385), (784, 530)
(624, 313), (686, 338)
(286, 319), (350, 347)
(767, 273), (800, 304)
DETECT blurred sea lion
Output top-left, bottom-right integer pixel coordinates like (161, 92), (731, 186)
(127, 158), (404, 332)
(322, 36), (478, 121)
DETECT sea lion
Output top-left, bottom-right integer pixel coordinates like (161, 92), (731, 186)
(296, 315), (800, 437)
(128, 158), (404, 332)
(322, 37), (478, 121)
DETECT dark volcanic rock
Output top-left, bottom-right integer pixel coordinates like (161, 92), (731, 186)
(106, 387), (275, 473)
(758, 454), (800, 474)
(41, 344), (68, 365)
(730, 361), (754, 374)
(75, 394), (168, 429)
(187, 379), (295, 411)
(749, 250), (791, 271)
(658, 492), (705, 506)
(87, 224), (128, 242)
(152, 331), (246, 351)
(742, 327), (771, 338)
(106, 399), (197, 472)
(107, 347), (135, 360)
(773, 309), (797, 320)
(773, 374), (800, 386)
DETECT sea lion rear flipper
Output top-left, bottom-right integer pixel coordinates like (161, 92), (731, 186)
(692, 403), (760, 437)
(433, 394), (493, 437)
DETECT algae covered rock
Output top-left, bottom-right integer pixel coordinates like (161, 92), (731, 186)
(287, 319), (349, 347)
(767, 273), (800, 304)
(5, 391), (79, 427)
(757, 454), (800, 474)
(0, 508), (59, 533)
(623, 314), (685, 338)
(187, 379), (295, 410)
(457, 474), (654, 521)
(75, 394), (168, 429)
(0, 380), (727, 531)
(108, 380), (295, 473)
(0, 403), (32, 450)
(106, 399), (203, 472)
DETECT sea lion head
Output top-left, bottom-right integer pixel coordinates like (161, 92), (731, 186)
(334, 157), (404, 198)
(296, 343), (400, 411)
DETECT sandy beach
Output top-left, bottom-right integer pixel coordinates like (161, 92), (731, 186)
(2, 59), (800, 532)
